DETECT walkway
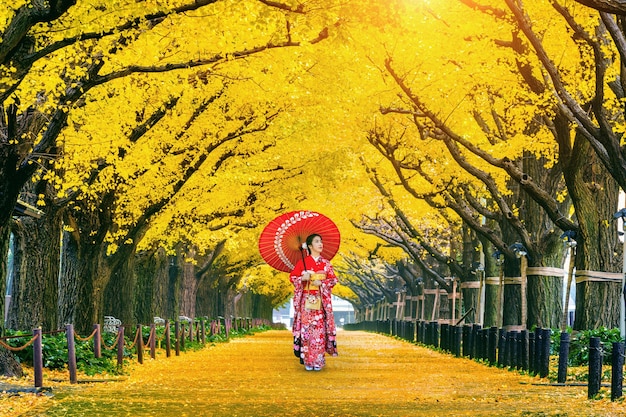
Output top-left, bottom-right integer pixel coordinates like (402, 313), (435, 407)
(18, 330), (626, 416)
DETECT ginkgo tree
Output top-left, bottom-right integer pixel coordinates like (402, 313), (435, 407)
(6, 0), (625, 342)
(1, 0), (353, 333)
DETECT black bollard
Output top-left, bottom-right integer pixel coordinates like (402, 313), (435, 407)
(588, 337), (602, 399)
(497, 328), (506, 367)
(540, 328), (551, 378)
(416, 321), (422, 343)
(520, 330), (529, 371)
(471, 324), (482, 359)
(441, 323), (449, 351)
(504, 330), (515, 368)
(612, 341), (624, 401)
(534, 328), (543, 375)
(454, 326), (463, 357)
(528, 332), (535, 374)
(557, 332), (570, 384)
(431, 321), (440, 348)
(513, 331), (521, 369)
(488, 327), (498, 364)
(482, 329), (489, 360)
(463, 325), (471, 357)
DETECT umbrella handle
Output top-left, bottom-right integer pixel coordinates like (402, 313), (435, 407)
(300, 243), (308, 272)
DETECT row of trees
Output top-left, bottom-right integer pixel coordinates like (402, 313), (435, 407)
(339, 0), (626, 332)
(0, 0), (350, 335)
(2, 0), (626, 347)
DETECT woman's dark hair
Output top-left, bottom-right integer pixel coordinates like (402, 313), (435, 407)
(305, 233), (322, 254)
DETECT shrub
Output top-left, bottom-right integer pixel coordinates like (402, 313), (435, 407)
(568, 327), (621, 367)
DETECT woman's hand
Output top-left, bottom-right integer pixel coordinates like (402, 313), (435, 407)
(312, 279), (322, 287)
(301, 271), (311, 281)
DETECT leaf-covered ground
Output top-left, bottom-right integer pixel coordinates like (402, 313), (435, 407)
(4, 330), (626, 416)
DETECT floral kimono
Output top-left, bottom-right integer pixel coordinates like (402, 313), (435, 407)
(290, 255), (338, 369)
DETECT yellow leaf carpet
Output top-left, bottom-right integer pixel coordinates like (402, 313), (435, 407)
(8, 330), (626, 416)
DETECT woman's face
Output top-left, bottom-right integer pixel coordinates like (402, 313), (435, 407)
(309, 236), (323, 254)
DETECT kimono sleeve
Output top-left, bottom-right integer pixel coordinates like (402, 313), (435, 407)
(290, 259), (305, 286)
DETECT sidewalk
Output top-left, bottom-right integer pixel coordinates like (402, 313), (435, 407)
(17, 330), (626, 416)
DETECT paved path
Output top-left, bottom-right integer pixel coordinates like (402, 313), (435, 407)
(19, 330), (626, 416)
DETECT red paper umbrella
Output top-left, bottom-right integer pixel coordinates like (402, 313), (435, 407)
(258, 210), (341, 272)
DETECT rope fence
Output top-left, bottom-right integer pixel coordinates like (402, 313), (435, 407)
(0, 316), (271, 389)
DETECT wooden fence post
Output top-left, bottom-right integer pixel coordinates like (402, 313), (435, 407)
(94, 324), (101, 359)
(175, 321), (180, 356)
(136, 325), (144, 364)
(180, 323), (185, 350)
(117, 326), (125, 367)
(165, 320), (171, 358)
(150, 323), (156, 360)
(200, 318), (206, 344)
(66, 324), (77, 384)
(33, 328), (43, 388)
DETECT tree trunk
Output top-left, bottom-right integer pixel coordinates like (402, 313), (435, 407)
(7, 209), (61, 332)
(134, 248), (170, 323)
(61, 227), (111, 334)
(526, 274), (562, 328)
(251, 294), (273, 321)
(521, 153), (567, 329)
(484, 280), (499, 327)
(180, 257), (198, 319)
(564, 137), (622, 330)
(167, 254), (181, 320)
(0, 224), (9, 330)
(195, 277), (217, 318)
(103, 248), (138, 325)
(58, 230), (79, 328)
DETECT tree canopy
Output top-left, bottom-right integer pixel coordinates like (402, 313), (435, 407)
(3, 0), (626, 331)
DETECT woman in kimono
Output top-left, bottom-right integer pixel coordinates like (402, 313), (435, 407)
(290, 233), (338, 371)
